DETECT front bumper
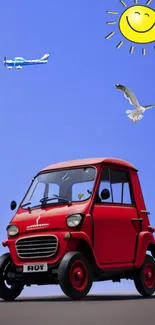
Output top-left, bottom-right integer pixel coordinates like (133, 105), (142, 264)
(7, 262), (60, 286)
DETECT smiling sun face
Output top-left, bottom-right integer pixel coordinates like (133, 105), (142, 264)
(105, 0), (155, 55)
(120, 5), (155, 43)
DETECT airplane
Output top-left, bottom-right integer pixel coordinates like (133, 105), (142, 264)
(3, 53), (50, 70)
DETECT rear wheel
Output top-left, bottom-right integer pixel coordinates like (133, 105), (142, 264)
(133, 254), (155, 297)
(0, 253), (24, 301)
(58, 252), (93, 300)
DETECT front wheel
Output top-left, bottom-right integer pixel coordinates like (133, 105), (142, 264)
(0, 253), (24, 301)
(58, 252), (93, 300)
(133, 254), (155, 297)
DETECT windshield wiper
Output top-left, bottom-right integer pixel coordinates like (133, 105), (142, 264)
(21, 202), (31, 208)
(40, 194), (72, 205)
(53, 194), (72, 204)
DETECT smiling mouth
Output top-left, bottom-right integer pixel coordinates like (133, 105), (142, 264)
(126, 16), (155, 33)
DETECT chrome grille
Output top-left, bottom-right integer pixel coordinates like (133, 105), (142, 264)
(16, 235), (58, 259)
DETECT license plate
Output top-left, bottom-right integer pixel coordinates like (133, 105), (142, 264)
(23, 263), (48, 273)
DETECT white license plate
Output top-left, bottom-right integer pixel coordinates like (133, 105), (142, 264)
(23, 263), (48, 273)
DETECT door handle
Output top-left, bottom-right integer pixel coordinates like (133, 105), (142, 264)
(141, 210), (150, 215)
(132, 218), (143, 222)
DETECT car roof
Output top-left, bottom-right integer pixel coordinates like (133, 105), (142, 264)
(40, 157), (137, 172)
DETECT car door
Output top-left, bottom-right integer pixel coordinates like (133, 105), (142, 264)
(92, 166), (139, 265)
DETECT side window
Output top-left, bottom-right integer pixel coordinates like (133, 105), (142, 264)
(110, 169), (133, 204)
(98, 168), (112, 203)
(123, 182), (132, 204)
(97, 168), (133, 205)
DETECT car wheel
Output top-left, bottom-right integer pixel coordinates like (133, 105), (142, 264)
(58, 251), (93, 300)
(133, 254), (155, 297)
(0, 253), (24, 301)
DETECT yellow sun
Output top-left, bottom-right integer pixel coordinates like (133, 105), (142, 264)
(105, 0), (155, 55)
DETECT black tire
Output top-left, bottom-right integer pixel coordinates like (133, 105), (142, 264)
(0, 253), (24, 301)
(58, 252), (93, 300)
(133, 254), (155, 297)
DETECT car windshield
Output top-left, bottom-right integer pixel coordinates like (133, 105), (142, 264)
(20, 166), (96, 209)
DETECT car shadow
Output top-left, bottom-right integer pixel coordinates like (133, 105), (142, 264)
(1, 294), (155, 303)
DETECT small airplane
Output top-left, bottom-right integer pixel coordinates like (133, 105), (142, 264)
(4, 53), (50, 70)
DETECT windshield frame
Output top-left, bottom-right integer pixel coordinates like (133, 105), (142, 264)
(19, 165), (98, 211)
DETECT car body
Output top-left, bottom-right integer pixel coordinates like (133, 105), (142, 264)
(4, 53), (50, 69)
(0, 157), (155, 300)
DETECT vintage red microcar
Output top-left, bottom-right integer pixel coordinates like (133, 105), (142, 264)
(0, 157), (155, 301)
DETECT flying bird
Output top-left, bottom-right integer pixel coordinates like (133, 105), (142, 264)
(115, 84), (155, 122)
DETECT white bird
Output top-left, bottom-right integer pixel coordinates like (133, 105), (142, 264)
(115, 84), (155, 122)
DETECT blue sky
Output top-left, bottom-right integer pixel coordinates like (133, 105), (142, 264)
(0, 0), (155, 296)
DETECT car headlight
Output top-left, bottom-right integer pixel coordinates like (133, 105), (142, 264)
(66, 214), (83, 227)
(7, 225), (19, 237)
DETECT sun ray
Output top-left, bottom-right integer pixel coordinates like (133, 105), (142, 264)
(105, 32), (115, 39)
(130, 46), (134, 53)
(120, 0), (127, 7)
(116, 41), (124, 49)
(106, 21), (116, 24)
(106, 11), (118, 14)
(146, 0), (152, 5)
(142, 48), (146, 55)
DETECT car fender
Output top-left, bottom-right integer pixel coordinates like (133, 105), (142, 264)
(135, 231), (155, 268)
(68, 231), (100, 268)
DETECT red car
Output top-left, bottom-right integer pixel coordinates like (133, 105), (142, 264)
(0, 157), (155, 300)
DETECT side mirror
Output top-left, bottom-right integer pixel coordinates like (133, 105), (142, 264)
(100, 189), (110, 200)
(10, 200), (17, 211)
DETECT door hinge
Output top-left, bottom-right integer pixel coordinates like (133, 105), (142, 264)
(132, 218), (143, 222)
(141, 210), (150, 215)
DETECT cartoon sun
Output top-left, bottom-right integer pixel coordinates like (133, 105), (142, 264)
(105, 0), (155, 55)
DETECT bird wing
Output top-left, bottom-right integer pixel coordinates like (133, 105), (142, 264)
(115, 84), (140, 108)
(143, 104), (155, 109)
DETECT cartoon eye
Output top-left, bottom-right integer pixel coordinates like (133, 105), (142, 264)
(144, 13), (150, 17)
(135, 12), (140, 15)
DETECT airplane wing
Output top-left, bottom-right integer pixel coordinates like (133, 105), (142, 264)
(14, 57), (25, 61)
